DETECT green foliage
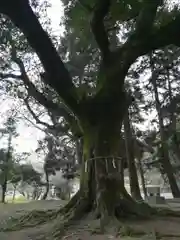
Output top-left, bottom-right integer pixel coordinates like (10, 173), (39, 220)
(0, 148), (20, 186)
(9, 163), (22, 186)
(0, 0), (55, 101)
(20, 164), (42, 185)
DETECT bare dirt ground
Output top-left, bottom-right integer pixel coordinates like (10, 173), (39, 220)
(0, 200), (180, 239)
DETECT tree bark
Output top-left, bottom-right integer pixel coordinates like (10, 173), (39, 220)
(75, 138), (83, 165)
(150, 55), (180, 198)
(1, 184), (6, 203)
(1, 133), (12, 203)
(124, 111), (142, 200)
(87, 114), (133, 228)
(119, 156), (125, 187)
(166, 70), (180, 162)
(137, 158), (147, 199)
(42, 170), (49, 200)
(12, 185), (17, 202)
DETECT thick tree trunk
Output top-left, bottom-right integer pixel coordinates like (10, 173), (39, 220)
(57, 91), (156, 230)
(124, 111), (142, 200)
(89, 116), (148, 229)
(59, 122), (153, 232)
(59, 150), (97, 219)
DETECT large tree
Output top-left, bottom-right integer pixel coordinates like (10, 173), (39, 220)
(1, 0), (180, 229)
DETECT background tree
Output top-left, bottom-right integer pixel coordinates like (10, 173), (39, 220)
(0, 115), (18, 203)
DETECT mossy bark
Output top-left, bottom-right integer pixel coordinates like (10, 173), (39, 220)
(59, 111), (154, 232)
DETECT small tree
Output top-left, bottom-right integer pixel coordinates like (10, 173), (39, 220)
(0, 115), (18, 203)
(19, 163), (43, 200)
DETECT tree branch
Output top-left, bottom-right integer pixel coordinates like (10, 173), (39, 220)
(134, 0), (162, 38)
(20, 113), (47, 133)
(11, 53), (72, 122)
(0, 0), (79, 114)
(23, 98), (53, 129)
(78, 0), (93, 13)
(23, 98), (71, 138)
(90, 0), (111, 60)
(142, 13), (180, 53)
(115, 4), (180, 75)
(135, 138), (154, 154)
(0, 72), (21, 80)
(12, 53), (81, 138)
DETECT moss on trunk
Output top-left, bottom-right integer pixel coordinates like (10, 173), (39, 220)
(2, 119), (154, 235)
(77, 120), (152, 230)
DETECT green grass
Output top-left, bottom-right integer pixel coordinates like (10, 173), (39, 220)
(6, 195), (29, 204)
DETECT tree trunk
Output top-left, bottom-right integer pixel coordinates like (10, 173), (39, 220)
(167, 68), (176, 132)
(166, 70), (180, 162)
(42, 170), (49, 200)
(1, 171), (8, 203)
(89, 115), (144, 229)
(1, 133), (12, 203)
(87, 148), (96, 209)
(75, 138), (83, 165)
(12, 185), (17, 202)
(32, 185), (41, 200)
(137, 158), (147, 199)
(150, 55), (180, 198)
(119, 156), (125, 187)
(124, 111), (142, 200)
(59, 118), (153, 231)
(1, 184), (7, 203)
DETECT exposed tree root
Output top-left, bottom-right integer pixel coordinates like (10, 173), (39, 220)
(51, 191), (157, 238)
(155, 207), (180, 217)
(2, 190), (180, 240)
(116, 226), (180, 239)
(116, 198), (155, 219)
(0, 209), (59, 232)
(59, 190), (82, 215)
(0, 193), (153, 233)
(0, 191), (89, 233)
(116, 225), (148, 238)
